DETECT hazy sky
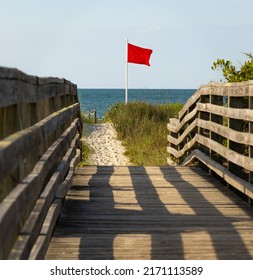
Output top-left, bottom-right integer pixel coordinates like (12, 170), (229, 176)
(1, 0), (252, 88)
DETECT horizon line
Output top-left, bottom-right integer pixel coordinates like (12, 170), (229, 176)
(77, 87), (197, 90)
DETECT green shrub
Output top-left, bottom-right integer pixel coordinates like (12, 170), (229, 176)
(211, 53), (253, 82)
(105, 101), (183, 166)
(78, 140), (93, 166)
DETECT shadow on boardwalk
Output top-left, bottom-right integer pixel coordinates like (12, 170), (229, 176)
(45, 166), (253, 260)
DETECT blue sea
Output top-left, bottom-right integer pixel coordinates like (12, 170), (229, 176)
(77, 88), (196, 118)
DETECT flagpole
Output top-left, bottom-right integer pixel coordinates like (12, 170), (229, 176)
(125, 38), (128, 104)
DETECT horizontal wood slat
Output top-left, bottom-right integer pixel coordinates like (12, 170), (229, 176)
(178, 80), (253, 120)
(8, 133), (80, 259)
(0, 67), (81, 259)
(183, 150), (253, 199)
(197, 103), (253, 122)
(167, 81), (253, 204)
(0, 67), (77, 108)
(0, 104), (80, 185)
(168, 119), (253, 147)
(168, 134), (253, 172)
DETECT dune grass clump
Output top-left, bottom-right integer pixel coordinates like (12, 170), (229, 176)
(105, 101), (183, 166)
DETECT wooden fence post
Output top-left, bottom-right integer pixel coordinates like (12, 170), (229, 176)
(88, 110), (90, 121)
(94, 109), (97, 124)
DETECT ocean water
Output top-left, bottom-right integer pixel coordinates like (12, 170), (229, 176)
(77, 88), (196, 118)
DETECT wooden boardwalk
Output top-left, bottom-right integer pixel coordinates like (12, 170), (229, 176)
(45, 166), (253, 260)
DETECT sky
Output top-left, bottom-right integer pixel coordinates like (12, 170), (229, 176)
(0, 0), (252, 89)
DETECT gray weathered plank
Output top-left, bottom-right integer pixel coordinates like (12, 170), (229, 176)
(45, 166), (253, 260)
(0, 120), (79, 258)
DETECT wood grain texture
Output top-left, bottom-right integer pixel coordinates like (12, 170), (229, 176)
(0, 104), (80, 187)
(8, 134), (80, 259)
(168, 134), (253, 172)
(178, 81), (253, 120)
(1, 125), (80, 259)
(182, 150), (253, 200)
(168, 119), (253, 147)
(45, 166), (253, 260)
(167, 81), (253, 205)
(0, 67), (76, 107)
(0, 67), (81, 259)
(197, 103), (253, 122)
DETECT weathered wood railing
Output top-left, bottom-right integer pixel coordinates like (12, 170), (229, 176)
(167, 81), (253, 203)
(0, 67), (82, 259)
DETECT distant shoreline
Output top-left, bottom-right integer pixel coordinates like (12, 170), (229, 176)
(77, 88), (195, 118)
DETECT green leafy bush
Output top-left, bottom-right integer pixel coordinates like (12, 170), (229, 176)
(212, 53), (253, 82)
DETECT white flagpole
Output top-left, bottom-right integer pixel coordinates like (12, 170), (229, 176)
(125, 38), (128, 104)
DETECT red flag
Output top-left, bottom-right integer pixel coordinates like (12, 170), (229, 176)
(128, 43), (153, 66)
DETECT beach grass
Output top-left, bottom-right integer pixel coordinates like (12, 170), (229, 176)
(78, 113), (93, 166)
(105, 101), (183, 166)
(78, 139), (93, 166)
(80, 111), (94, 124)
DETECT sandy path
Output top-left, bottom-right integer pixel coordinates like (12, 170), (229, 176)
(84, 123), (131, 166)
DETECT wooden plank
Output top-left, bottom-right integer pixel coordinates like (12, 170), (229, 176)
(176, 81), (253, 121)
(28, 199), (62, 260)
(182, 149), (253, 199)
(45, 166), (253, 260)
(0, 104), (79, 186)
(0, 67), (76, 107)
(167, 82), (253, 206)
(168, 118), (253, 147)
(56, 149), (81, 199)
(197, 103), (253, 122)
(0, 67), (81, 259)
(170, 81), (253, 138)
(178, 87), (200, 120)
(167, 136), (197, 158)
(168, 133), (253, 173)
(168, 107), (197, 133)
(168, 119), (197, 144)
(0, 121), (79, 259)
(197, 136), (253, 172)
(8, 134), (79, 259)
(0, 67), (36, 83)
(198, 119), (253, 146)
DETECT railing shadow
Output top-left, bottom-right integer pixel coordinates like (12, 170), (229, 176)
(78, 166), (116, 259)
(56, 166), (253, 259)
(159, 166), (252, 259)
(76, 166), (183, 259)
(128, 166), (184, 259)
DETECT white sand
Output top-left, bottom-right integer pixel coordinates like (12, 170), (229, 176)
(84, 123), (131, 166)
